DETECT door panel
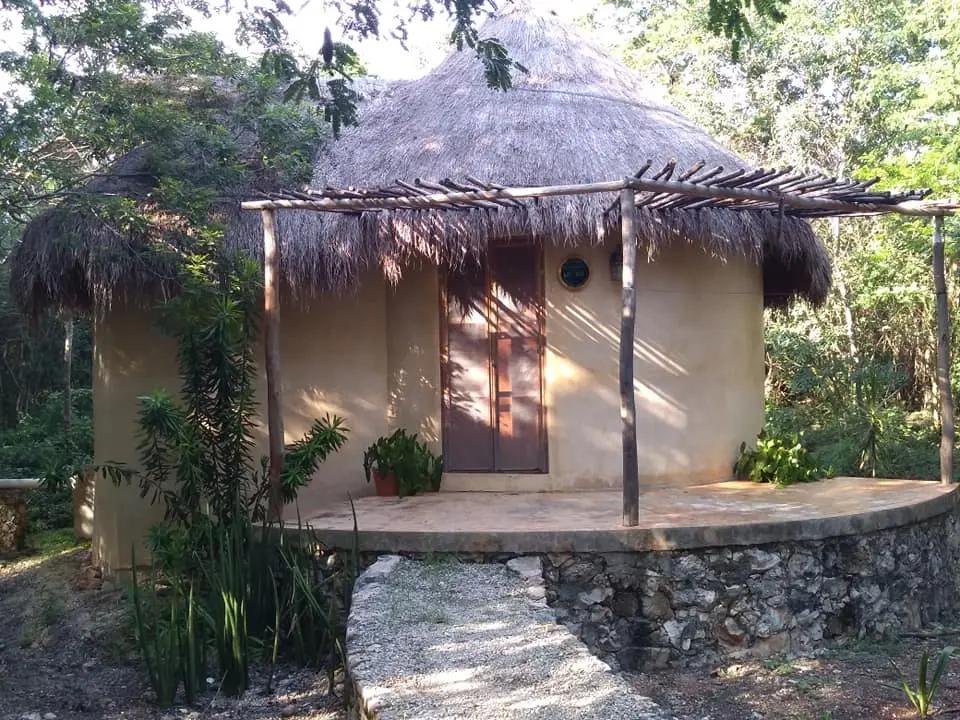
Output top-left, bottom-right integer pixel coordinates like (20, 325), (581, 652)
(491, 244), (545, 471)
(444, 261), (494, 471)
(443, 243), (546, 473)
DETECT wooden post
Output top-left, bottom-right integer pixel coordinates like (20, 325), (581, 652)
(262, 208), (285, 519)
(63, 314), (73, 435)
(620, 186), (640, 526)
(933, 215), (955, 483)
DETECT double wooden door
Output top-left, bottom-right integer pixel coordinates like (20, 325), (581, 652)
(442, 241), (547, 472)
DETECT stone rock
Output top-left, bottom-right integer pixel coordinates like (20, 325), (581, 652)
(672, 555), (708, 582)
(542, 508), (960, 672)
(750, 632), (790, 657)
(673, 588), (718, 611)
(44, 714), (57, 720)
(745, 548), (781, 573)
(0, 488), (29, 553)
(526, 584), (546, 601)
(643, 591), (674, 621)
(362, 555), (402, 582)
(612, 592), (639, 618)
(756, 607), (792, 638)
(664, 619), (696, 652)
(723, 616), (745, 638)
(637, 647), (672, 670)
(563, 557), (603, 583)
(787, 551), (820, 579)
(280, 705), (297, 718)
(578, 587), (612, 606)
(506, 556), (542, 581)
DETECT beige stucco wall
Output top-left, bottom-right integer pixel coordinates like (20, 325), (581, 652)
(93, 273), (391, 572)
(442, 241), (764, 492)
(92, 243), (762, 570)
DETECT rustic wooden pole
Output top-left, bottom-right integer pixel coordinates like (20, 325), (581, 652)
(933, 214), (955, 484)
(620, 186), (640, 527)
(62, 314), (73, 435)
(262, 208), (285, 519)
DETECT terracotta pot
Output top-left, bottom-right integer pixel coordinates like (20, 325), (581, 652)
(372, 470), (399, 497)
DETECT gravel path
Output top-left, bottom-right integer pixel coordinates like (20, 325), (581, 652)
(346, 556), (672, 720)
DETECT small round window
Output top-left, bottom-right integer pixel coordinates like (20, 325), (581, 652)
(558, 255), (590, 290)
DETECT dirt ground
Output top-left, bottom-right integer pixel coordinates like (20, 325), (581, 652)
(629, 638), (960, 719)
(0, 532), (345, 720)
(4, 535), (960, 720)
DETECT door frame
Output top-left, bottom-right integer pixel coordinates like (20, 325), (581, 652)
(438, 238), (548, 473)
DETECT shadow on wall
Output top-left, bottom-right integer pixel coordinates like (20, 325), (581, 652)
(542, 241), (764, 485)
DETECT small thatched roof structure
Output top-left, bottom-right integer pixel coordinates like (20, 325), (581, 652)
(10, 3), (830, 317)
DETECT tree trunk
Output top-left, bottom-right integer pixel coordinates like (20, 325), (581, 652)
(933, 215), (955, 483)
(832, 217), (861, 408)
(619, 186), (639, 527)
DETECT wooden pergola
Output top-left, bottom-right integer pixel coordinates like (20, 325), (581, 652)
(240, 161), (957, 526)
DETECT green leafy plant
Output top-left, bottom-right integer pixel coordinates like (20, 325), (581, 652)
(734, 429), (827, 487)
(889, 647), (953, 718)
(363, 429), (443, 497)
(111, 252), (353, 702)
(129, 548), (206, 707)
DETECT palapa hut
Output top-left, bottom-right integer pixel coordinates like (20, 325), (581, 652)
(10, 3), (830, 571)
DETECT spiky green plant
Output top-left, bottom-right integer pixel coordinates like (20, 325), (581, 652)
(890, 647), (954, 718)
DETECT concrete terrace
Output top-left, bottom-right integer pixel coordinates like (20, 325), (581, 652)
(305, 477), (958, 553)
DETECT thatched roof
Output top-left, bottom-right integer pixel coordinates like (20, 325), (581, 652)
(284, 2), (831, 307)
(10, 3), (830, 317)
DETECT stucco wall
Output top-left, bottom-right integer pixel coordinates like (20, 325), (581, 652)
(385, 262), (442, 452)
(93, 274), (390, 572)
(443, 241), (764, 491)
(92, 302), (180, 571)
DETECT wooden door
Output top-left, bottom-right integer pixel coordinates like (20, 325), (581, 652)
(443, 242), (546, 472)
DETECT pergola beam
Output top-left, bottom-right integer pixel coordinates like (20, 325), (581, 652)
(241, 175), (954, 218)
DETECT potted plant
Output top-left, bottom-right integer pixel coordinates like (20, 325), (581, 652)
(363, 429), (443, 497)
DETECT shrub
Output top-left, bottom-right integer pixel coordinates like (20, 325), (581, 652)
(110, 252), (355, 704)
(734, 429), (827, 487)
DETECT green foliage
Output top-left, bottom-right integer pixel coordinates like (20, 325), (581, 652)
(705, 0), (788, 59)
(116, 252), (353, 703)
(890, 647), (953, 718)
(734, 429), (826, 487)
(130, 550), (206, 707)
(363, 429), (443, 497)
(0, 389), (94, 531)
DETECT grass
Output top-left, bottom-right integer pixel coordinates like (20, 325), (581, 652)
(29, 528), (85, 558)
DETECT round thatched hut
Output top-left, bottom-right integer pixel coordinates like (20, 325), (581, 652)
(10, 3), (830, 571)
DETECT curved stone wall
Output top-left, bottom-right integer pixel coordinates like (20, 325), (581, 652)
(543, 507), (960, 671)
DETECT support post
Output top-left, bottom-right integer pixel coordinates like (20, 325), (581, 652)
(262, 208), (285, 519)
(620, 186), (640, 526)
(933, 215), (955, 483)
(63, 314), (73, 435)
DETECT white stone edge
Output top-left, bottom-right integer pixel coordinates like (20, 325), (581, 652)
(345, 555), (404, 719)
